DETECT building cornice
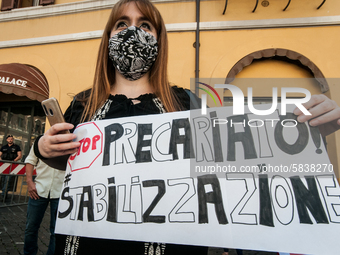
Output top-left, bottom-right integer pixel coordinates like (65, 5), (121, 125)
(0, 0), (182, 22)
(0, 30), (104, 48)
(0, 0), (117, 22)
(199, 15), (340, 31)
(1, 15), (340, 49)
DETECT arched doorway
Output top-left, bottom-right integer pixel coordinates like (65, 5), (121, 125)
(224, 48), (338, 176)
(0, 63), (49, 160)
(226, 48), (328, 92)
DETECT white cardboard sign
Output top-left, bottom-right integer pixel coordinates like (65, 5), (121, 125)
(55, 106), (340, 255)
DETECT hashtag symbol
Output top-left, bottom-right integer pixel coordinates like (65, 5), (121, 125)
(64, 173), (72, 186)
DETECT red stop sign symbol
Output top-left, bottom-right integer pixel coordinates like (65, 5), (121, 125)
(68, 122), (103, 172)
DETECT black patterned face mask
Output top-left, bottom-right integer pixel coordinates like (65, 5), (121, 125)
(108, 26), (158, 81)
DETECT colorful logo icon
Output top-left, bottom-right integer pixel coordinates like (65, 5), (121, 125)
(197, 82), (223, 107)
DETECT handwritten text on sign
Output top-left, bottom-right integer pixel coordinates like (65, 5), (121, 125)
(55, 106), (340, 255)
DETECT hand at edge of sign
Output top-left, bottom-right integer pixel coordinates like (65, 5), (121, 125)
(293, 94), (340, 136)
(38, 123), (80, 158)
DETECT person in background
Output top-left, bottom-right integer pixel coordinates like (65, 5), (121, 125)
(24, 145), (64, 255)
(0, 134), (22, 201)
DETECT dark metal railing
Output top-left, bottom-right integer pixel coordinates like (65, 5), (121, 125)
(0, 160), (32, 207)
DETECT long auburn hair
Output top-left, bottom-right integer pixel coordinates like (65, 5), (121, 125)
(80, 0), (182, 122)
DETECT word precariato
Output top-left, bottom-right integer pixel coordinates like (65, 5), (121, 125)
(71, 111), (318, 167)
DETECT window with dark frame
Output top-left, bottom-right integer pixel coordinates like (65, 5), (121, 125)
(1, 0), (54, 11)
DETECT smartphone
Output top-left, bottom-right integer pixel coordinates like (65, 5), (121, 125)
(41, 97), (70, 134)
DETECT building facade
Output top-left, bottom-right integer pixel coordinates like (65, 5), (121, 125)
(0, 0), (340, 176)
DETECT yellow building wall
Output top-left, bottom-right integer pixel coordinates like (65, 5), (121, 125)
(0, 9), (109, 41)
(200, 0), (340, 21)
(0, 39), (99, 112)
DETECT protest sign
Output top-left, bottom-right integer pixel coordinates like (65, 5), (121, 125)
(55, 105), (340, 255)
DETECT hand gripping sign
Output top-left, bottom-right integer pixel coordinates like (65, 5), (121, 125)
(58, 107), (340, 255)
(68, 122), (103, 172)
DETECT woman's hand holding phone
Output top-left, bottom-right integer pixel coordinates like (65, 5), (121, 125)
(38, 123), (80, 158)
(40, 98), (81, 158)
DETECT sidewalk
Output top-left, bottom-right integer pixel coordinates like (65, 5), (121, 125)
(0, 204), (49, 255)
(0, 204), (277, 255)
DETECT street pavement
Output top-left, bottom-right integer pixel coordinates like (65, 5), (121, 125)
(0, 204), (49, 255)
(0, 203), (277, 255)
